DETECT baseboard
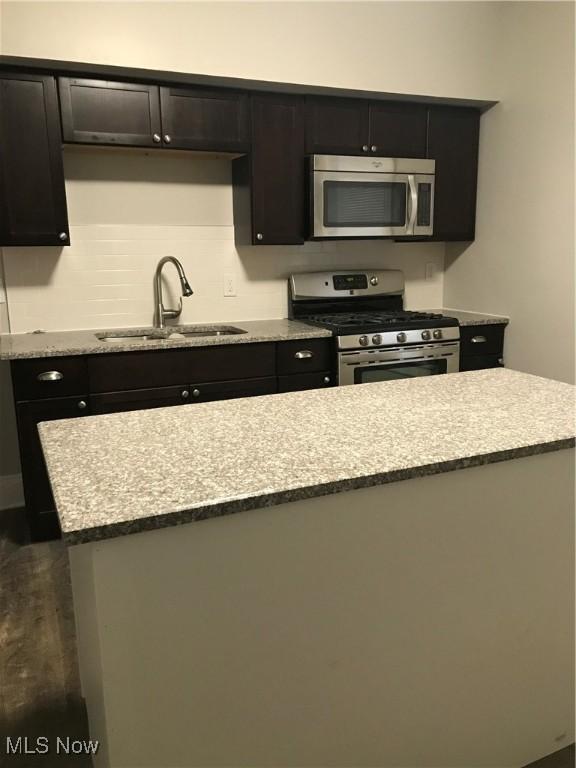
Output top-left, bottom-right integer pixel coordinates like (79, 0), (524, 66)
(0, 473), (24, 510)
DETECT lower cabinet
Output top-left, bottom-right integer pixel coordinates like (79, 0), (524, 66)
(16, 395), (91, 540)
(12, 338), (335, 541)
(459, 324), (506, 372)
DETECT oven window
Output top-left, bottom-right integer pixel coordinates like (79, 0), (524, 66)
(355, 359), (447, 384)
(323, 181), (407, 228)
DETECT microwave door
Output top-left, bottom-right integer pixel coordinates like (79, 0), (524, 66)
(313, 171), (410, 238)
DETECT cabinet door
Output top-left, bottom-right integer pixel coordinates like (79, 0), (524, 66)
(233, 95), (305, 245)
(368, 103), (427, 158)
(91, 385), (191, 414)
(0, 73), (69, 246)
(427, 107), (480, 241)
(187, 377), (277, 403)
(59, 78), (162, 147)
(278, 371), (334, 392)
(305, 97), (369, 155)
(160, 87), (249, 152)
(16, 395), (90, 540)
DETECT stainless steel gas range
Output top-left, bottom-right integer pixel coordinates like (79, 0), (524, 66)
(289, 270), (460, 386)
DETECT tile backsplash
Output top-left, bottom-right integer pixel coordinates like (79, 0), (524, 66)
(2, 149), (445, 333)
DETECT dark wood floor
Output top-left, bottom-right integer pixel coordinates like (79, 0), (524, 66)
(0, 509), (91, 766)
(0, 508), (573, 768)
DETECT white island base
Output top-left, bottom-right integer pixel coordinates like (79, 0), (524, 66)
(69, 449), (574, 768)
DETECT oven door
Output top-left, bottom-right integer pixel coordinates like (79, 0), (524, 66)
(312, 171), (434, 238)
(338, 343), (460, 386)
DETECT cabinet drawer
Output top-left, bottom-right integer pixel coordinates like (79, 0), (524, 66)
(459, 325), (505, 356)
(187, 377), (276, 402)
(460, 354), (504, 372)
(276, 339), (333, 375)
(278, 371), (334, 393)
(12, 356), (88, 401)
(88, 343), (276, 392)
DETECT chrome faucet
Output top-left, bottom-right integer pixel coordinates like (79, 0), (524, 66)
(154, 256), (193, 329)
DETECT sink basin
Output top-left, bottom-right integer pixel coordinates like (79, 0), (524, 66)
(96, 325), (247, 343)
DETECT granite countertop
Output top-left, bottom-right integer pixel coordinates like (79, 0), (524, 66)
(39, 368), (574, 546)
(0, 319), (331, 360)
(424, 308), (509, 326)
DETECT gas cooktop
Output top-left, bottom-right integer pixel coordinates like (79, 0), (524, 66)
(299, 310), (458, 336)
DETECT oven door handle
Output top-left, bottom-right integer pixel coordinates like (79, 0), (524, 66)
(406, 174), (418, 235)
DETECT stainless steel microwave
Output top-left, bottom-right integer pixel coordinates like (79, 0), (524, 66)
(310, 155), (435, 238)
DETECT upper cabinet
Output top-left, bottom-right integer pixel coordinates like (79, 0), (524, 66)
(306, 97), (427, 158)
(427, 107), (480, 241)
(159, 87), (249, 152)
(233, 94), (305, 246)
(59, 78), (250, 153)
(0, 73), (69, 247)
(306, 98), (368, 155)
(59, 78), (162, 147)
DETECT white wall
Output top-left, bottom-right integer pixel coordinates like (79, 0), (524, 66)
(3, 148), (445, 332)
(443, 1), (575, 384)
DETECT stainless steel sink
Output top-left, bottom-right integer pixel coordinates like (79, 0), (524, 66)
(97, 325), (247, 343)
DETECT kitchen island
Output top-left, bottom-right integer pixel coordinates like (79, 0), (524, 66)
(39, 369), (575, 768)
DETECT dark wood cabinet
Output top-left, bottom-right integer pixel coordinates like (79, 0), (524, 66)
(368, 103), (427, 158)
(305, 97), (368, 155)
(0, 73), (69, 246)
(459, 324), (506, 371)
(160, 86), (249, 152)
(427, 107), (480, 241)
(59, 78), (162, 147)
(305, 98), (427, 158)
(16, 395), (91, 540)
(233, 94), (305, 245)
(278, 371), (334, 392)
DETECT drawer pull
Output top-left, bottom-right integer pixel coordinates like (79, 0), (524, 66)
(192, 389), (201, 398)
(470, 335), (487, 344)
(294, 350), (314, 360)
(323, 376), (331, 384)
(77, 400), (87, 410)
(37, 371), (64, 382)
(498, 358), (504, 366)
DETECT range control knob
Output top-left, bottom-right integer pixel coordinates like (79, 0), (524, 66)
(359, 335), (369, 347)
(396, 332), (407, 343)
(369, 275), (379, 286)
(432, 329), (443, 340)
(421, 330), (432, 341)
(372, 334), (382, 345)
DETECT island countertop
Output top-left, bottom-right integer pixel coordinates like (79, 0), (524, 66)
(39, 368), (574, 545)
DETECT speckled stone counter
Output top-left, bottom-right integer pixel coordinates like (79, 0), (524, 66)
(0, 318), (331, 360)
(423, 308), (509, 325)
(39, 368), (574, 545)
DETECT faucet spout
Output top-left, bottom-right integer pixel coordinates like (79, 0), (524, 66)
(154, 256), (193, 329)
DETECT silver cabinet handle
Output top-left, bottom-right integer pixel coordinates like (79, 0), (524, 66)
(37, 371), (63, 382)
(498, 358), (504, 366)
(371, 145), (378, 152)
(164, 134), (172, 144)
(362, 145), (369, 152)
(294, 350), (313, 359)
(471, 335), (488, 343)
(323, 376), (331, 384)
(192, 388), (201, 397)
(77, 400), (87, 410)
(181, 390), (190, 399)
(153, 133), (161, 143)
(256, 233), (263, 241)
(58, 232), (68, 241)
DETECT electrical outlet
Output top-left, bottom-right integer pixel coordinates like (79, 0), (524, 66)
(425, 262), (437, 281)
(223, 273), (236, 297)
